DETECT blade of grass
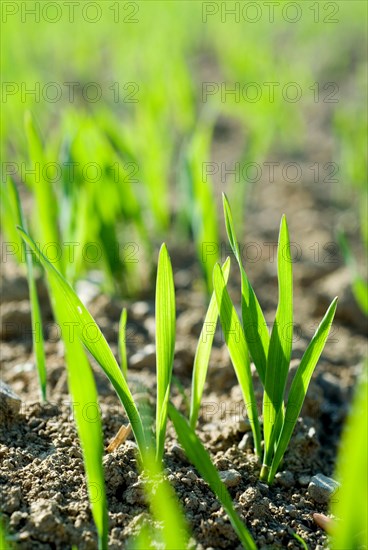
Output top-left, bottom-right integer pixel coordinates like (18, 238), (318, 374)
(155, 243), (176, 462)
(268, 297), (338, 483)
(213, 262), (262, 457)
(168, 403), (257, 550)
(222, 193), (269, 384)
(60, 333), (108, 550)
(291, 530), (309, 550)
(141, 448), (190, 549)
(338, 230), (368, 315)
(24, 111), (62, 273)
(0, 516), (14, 550)
(0, 181), (23, 264)
(25, 222), (109, 547)
(263, 215), (293, 462)
(352, 278), (368, 316)
(186, 121), (219, 292)
(190, 257), (230, 429)
(128, 524), (155, 550)
(8, 179), (47, 401)
(331, 366), (367, 549)
(17, 227), (146, 455)
(119, 308), (128, 377)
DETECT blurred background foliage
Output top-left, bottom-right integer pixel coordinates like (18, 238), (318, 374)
(1, 0), (367, 297)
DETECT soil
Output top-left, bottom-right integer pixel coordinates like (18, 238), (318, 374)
(1, 61), (367, 550)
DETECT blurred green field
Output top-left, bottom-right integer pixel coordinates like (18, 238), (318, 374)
(2, 1), (366, 295)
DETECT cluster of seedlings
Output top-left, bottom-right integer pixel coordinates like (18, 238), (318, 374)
(5, 179), (341, 548)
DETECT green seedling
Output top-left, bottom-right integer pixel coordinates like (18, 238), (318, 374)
(338, 230), (368, 316)
(213, 263), (262, 457)
(331, 366), (367, 549)
(189, 257), (230, 429)
(17, 229), (181, 547)
(155, 244), (176, 462)
(24, 111), (62, 273)
(19, 229), (115, 549)
(222, 195), (269, 384)
(291, 531), (309, 549)
(3, 179), (47, 401)
(138, 448), (190, 549)
(60, 333), (108, 550)
(18, 228), (147, 452)
(215, 195), (337, 483)
(169, 403), (257, 549)
(181, 120), (219, 292)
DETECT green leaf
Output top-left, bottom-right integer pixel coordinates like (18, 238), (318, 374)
(352, 277), (368, 315)
(190, 257), (230, 429)
(268, 297), (338, 483)
(8, 179), (47, 401)
(119, 308), (128, 378)
(17, 227), (146, 456)
(128, 523), (156, 550)
(184, 122), (219, 292)
(331, 367), (367, 549)
(24, 111), (62, 272)
(222, 192), (241, 258)
(213, 261), (262, 457)
(169, 403), (257, 550)
(24, 221), (109, 547)
(291, 530), (309, 550)
(0, 180), (24, 264)
(155, 244), (176, 461)
(141, 448), (190, 549)
(222, 193), (269, 384)
(26, 260), (47, 401)
(60, 334), (108, 550)
(263, 215), (293, 456)
(338, 230), (368, 315)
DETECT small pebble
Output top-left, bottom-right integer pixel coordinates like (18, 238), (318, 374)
(308, 427), (317, 438)
(219, 469), (242, 487)
(181, 477), (192, 486)
(240, 487), (260, 505)
(298, 474), (310, 486)
(171, 444), (187, 463)
(285, 504), (298, 518)
(0, 381), (21, 422)
(275, 470), (295, 489)
(238, 433), (253, 451)
(186, 469), (197, 481)
(125, 481), (145, 505)
(308, 473), (340, 504)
